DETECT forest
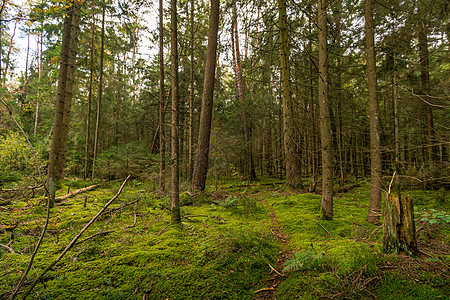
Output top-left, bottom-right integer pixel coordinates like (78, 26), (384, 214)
(0, 0), (449, 298)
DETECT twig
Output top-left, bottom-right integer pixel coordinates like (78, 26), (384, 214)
(108, 199), (140, 213)
(18, 176), (130, 300)
(311, 220), (333, 236)
(125, 211), (138, 229)
(268, 263), (285, 277)
(254, 287), (275, 293)
(157, 224), (170, 236)
(74, 230), (114, 245)
(388, 171), (396, 194)
(419, 250), (450, 269)
(0, 185), (43, 192)
(0, 244), (15, 253)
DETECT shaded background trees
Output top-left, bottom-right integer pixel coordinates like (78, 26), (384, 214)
(1, 0), (448, 193)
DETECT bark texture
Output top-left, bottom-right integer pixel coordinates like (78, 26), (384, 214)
(171, 0), (181, 223)
(91, 5), (106, 178)
(365, 0), (382, 224)
(46, 1), (82, 206)
(191, 0), (220, 192)
(159, 0), (166, 191)
(279, 0), (301, 187)
(317, 0), (334, 219)
(383, 193), (418, 254)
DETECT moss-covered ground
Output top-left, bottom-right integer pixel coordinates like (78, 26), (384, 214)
(0, 178), (449, 299)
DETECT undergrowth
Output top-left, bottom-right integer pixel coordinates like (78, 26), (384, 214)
(0, 179), (448, 299)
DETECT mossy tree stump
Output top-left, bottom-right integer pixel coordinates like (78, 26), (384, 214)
(383, 193), (418, 254)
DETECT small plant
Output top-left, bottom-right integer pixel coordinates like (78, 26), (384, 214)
(416, 209), (450, 225)
(283, 250), (330, 272)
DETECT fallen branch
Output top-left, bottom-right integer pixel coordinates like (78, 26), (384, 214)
(18, 176), (130, 300)
(107, 199), (140, 213)
(268, 263), (285, 277)
(419, 250), (450, 269)
(311, 220), (333, 236)
(54, 184), (100, 203)
(0, 184), (43, 192)
(254, 287), (275, 293)
(75, 230), (114, 245)
(157, 223), (170, 236)
(0, 244), (15, 253)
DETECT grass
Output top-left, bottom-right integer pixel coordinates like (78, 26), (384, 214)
(0, 178), (448, 299)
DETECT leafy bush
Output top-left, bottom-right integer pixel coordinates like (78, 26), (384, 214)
(0, 132), (43, 183)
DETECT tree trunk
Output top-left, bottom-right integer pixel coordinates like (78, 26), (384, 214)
(279, 0), (301, 187)
(34, 29), (43, 136)
(365, 0), (382, 224)
(231, 0), (255, 181)
(383, 193), (418, 254)
(170, 0), (181, 224)
(317, 0), (334, 220)
(2, 19), (17, 85)
(84, 5), (95, 179)
(92, 4), (106, 178)
(191, 0), (220, 192)
(417, 5), (435, 163)
(159, 0), (166, 192)
(188, 0), (195, 181)
(47, 1), (82, 207)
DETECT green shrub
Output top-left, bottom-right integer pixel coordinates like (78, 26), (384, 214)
(0, 132), (43, 183)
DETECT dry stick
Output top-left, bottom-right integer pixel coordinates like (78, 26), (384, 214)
(311, 219), (333, 236)
(0, 244), (15, 253)
(108, 199), (140, 213)
(254, 287), (276, 293)
(19, 176), (131, 300)
(268, 263), (285, 277)
(54, 184), (100, 203)
(75, 230), (114, 245)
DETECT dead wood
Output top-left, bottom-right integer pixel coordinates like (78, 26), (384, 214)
(54, 184), (100, 203)
(18, 176), (130, 300)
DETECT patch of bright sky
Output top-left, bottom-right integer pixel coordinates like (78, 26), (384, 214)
(3, 0), (159, 80)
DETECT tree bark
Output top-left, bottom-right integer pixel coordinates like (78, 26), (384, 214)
(84, 5), (95, 179)
(47, 1), (82, 207)
(383, 193), (418, 254)
(171, 0), (181, 223)
(279, 0), (301, 187)
(317, 0), (334, 220)
(188, 0), (195, 181)
(191, 0), (220, 192)
(159, 0), (166, 192)
(417, 3), (435, 163)
(364, 0), (382, 224)
(231, 0), (256, 181)
(34, 29), (43, 136)
(91, 4), (106, 178)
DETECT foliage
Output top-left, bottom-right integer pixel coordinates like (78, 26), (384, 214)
(93, 142), (157, 179)
(416, 209), (450, 225)
(0, 132), (44, 184)
(283, 250), (330, 272)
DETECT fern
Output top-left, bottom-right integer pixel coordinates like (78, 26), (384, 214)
(283, 250), (330, 272)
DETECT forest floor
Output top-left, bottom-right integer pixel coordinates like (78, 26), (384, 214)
(0, 177), (449, 299)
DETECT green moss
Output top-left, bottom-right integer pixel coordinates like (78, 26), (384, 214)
(1, 179), (448, 299)
(375, 274), (448, 299)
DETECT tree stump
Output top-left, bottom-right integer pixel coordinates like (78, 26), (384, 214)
(383, 193), (418, 254)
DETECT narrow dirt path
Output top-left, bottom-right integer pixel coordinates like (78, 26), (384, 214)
(253, 198), (293, 299)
